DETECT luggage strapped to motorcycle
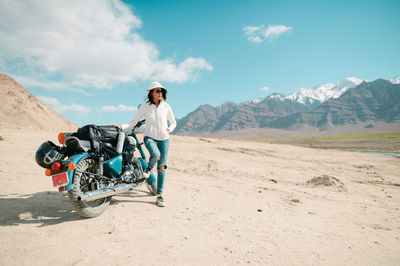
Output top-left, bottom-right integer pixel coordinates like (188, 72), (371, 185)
(75, 125), (121, 154)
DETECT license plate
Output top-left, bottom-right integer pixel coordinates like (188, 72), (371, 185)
(52, 172), (69, 187)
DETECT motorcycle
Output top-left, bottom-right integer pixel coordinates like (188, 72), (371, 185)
(35, 120), (156, 218)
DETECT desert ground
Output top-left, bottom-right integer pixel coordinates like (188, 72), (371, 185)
(1, 129), (399, 265)
(253, 134), (400, 154)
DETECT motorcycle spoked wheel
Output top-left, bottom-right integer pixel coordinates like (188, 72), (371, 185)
(68, 156), (110, 218)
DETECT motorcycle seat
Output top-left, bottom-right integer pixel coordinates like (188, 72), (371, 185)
(65, 136), (93, 153)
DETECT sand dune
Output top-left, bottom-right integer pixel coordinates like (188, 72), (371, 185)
(0, 129), (399, 265)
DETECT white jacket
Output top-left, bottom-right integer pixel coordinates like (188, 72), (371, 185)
(121, 101), (177, 140)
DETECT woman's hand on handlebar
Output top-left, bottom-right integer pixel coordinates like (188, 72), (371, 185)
(109, 124), (122, 129)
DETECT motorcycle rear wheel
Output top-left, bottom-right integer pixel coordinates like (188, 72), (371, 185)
(68, 156), (110, 218)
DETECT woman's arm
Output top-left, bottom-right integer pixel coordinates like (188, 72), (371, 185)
(167, 104), (177, 133)
(121, 103), (146, 130)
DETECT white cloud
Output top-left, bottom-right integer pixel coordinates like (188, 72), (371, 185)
(153, 57), (213, 83)
(14, 76), (95, 96)
(260, 86), (270, 92)
(101, 104), (138, 112)
(243, 25), (261, 35)
(37, 96), (91, 113)
(38, 96), (60, 105)
(244, 24), (292, 43)
(264, 25), (292, 39)
(57, 103), (91, 113)
(248, 36), (262, 43)
(0, 0), (212, 90)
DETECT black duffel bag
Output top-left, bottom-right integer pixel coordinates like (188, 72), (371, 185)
(76, 125), (120, 144)
(97, 125), (121, 144)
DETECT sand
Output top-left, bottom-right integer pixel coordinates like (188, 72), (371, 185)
(0, 129), (399, 265)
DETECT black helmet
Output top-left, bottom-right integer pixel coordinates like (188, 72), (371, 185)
(35, 141), (66, 168)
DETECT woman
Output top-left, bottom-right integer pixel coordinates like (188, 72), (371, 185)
(116, 81), (176, 207)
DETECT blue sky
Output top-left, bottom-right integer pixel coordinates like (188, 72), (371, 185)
(1, 0), (399, 126)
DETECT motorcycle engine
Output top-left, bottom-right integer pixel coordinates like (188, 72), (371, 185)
(121, 158), (143, 183)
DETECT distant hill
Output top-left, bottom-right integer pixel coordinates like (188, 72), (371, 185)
(0, 73), (77, 130)
(175, 95), (311, 134)
(175, 77), (400, 136)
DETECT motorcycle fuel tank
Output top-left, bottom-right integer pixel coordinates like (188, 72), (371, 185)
(104, 154), (123, 176)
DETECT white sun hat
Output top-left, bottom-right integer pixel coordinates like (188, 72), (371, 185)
(148, 81), (165, 91)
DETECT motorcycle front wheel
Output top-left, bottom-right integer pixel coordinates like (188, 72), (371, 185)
(68, 156), (110, 218)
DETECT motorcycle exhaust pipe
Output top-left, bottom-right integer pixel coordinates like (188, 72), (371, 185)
(77, 182), (140, 202)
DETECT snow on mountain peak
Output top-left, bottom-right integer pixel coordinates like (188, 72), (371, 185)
(244, 75), (398, 107)
(389, 76), (400, 84)
(343, 77), (364, 84)
(243, 93), (284, 105)
(244, 97), (264, 104)
(268, 93), (284, 100)
(284, 77), (364, 104)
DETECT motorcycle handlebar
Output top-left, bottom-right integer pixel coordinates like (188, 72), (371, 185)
(134, 119), (145, 129)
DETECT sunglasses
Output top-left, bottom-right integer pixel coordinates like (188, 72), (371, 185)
(154, 89), (163, 93)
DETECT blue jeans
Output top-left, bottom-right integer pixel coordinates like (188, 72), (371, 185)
(144, 136), (170, 195)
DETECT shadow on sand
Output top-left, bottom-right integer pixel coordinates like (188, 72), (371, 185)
(0, 188), (156, 227)
(0, 191), (83, 227)
(110, 189), (158, 206)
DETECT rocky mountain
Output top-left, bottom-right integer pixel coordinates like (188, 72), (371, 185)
(175, 94), (312, 134)
(176, 77), (400, 135)
(175, 77), (364, 135)
(267, 79), (400, 129)
(0, 73), (77, 130)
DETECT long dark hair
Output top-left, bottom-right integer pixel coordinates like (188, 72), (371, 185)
(147, 88), (167, 104)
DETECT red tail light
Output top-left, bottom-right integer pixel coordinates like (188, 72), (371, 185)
(51, 162), (62, 171)
(58, 132), (66, 144)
